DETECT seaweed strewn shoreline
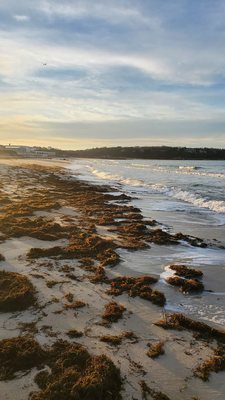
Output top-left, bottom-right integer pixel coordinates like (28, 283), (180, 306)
(0, 159), (224, 400)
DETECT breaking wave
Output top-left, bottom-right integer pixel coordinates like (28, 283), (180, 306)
(127, 163), (225, 178)
(90, 168), (225, 214)
(171, 190), (225, 213)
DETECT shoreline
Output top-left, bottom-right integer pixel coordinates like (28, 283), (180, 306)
(0, 159), (225, 399)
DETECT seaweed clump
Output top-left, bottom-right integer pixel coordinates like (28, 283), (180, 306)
(170, 264), (203, 279)
(31, 340), (122, 400)
(64, 300), (86, 310)
(0, 254), (5, 262)
(107, 276), (166, 306)
(155, 313), (225, 343)
(88, 264), (108, 284)
(0, 337), (122, 399)
(27, 246), (63, 259)
(139, 380), (171, 400)
(166, 276), (204, 293)
(66, 329), (83, 338)
(46, 280), (60, 288)
(182, 278), (204, 292)
(173, 233), (207, 248)
(27, 234), (119, 266)
(166, 265), (204, 293)
(146, 341), (165, 359)
(0, 215), (70, 241)
(100, 335), (123, 346)
(0, 336), (45, 380)
(100, 331), (137, 346)
(0, 270), (36, 312)
(166, 276), (183, 287)
(148, 229), (179, 245)
(102, 301), (126, 324)
(194, 347), (225, 381)
(64, 293), (74, 303)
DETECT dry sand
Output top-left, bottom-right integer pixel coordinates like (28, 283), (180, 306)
(0, 158), (224, 400)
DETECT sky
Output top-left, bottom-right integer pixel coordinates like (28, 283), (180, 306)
(0, 0), (225, 149)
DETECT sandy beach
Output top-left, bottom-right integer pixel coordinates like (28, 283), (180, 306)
(0, 158), (225, 400)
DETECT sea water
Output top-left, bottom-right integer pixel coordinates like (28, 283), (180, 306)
(69, 159), (225, 326)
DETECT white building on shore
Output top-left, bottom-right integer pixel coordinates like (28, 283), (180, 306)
(3, 145), (56, 158)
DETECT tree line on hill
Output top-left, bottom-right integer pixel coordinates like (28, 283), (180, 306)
(57, 146), (225, 160)
(1, 146), (225, 160)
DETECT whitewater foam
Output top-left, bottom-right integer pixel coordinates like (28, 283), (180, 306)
(90, 167), (225, 214)
(172, 190), (225, 213)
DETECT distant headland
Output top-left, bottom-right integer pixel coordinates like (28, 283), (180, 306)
(1, 145), (225, 160)
(63, 146), (225, 160)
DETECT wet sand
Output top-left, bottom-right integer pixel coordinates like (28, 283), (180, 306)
(0, 158), (225, 400)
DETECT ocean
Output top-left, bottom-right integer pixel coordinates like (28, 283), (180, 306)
(69, 158), (225, 327)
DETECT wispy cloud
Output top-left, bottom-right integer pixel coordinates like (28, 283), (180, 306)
(38, 0), (157, 27)
(13, 14), (30, 22)
(1, 29), (225, 86)
(0, 33), (168, 80)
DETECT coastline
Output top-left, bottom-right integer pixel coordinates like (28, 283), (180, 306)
(0, 158), (225, 400)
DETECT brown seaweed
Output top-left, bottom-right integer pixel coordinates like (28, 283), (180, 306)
(166, 276), (204, 293)
(0, 336), (45, 380)
(107, 275), (166, 306)
(0, 336), (122, 399)
(66, 329), (83, 338)
(140, 380), (171, 400)
(155, 313), (225, 343)
(0, 254), (5, 262)
(100, 331), (137, 346)
(146, 341), (165, 358)
(194, 347), (225, 381)
(169, 264), (203, 278)
(31, 340), (122, 400)
(102, 301), (126, 324)
(0, 271), (36, 312)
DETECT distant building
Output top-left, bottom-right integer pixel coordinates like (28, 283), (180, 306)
(32, 150), (56, 158)
(3, 145), (55, 158)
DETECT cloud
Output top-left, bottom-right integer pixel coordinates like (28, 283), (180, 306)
(1, 1), (225, 86)
(1, 29), (225, 88)
(1, 117), (225, 150)
(0, 0), (225, 147)
(13, 14), (30, 22)
(0, 32), (169, 81)
(38, 0), (157, 27)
